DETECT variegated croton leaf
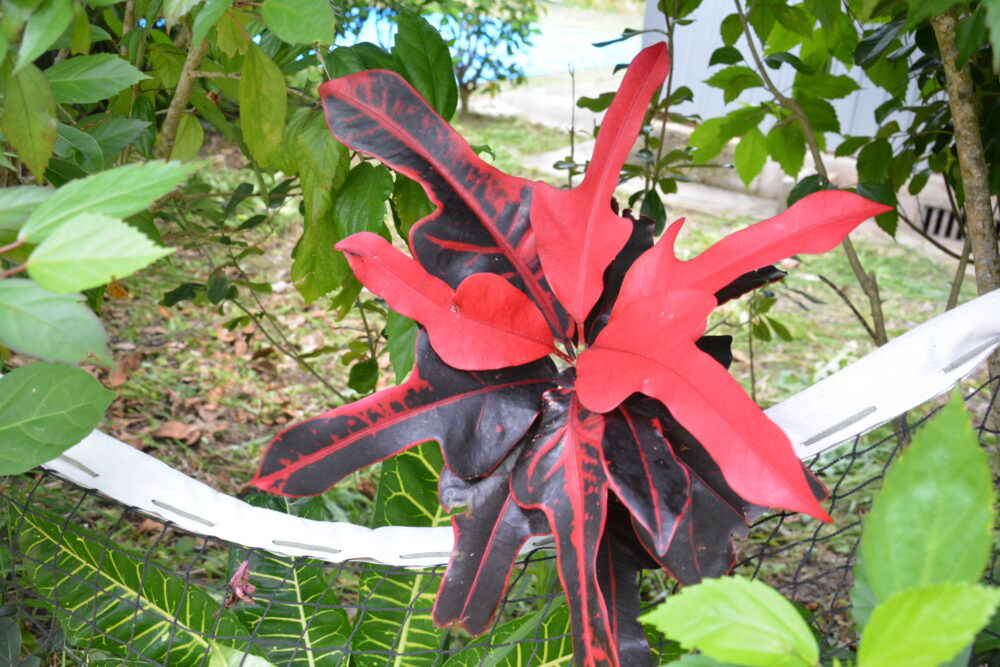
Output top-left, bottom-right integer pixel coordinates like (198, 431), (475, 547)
(253, 42), (892, 666)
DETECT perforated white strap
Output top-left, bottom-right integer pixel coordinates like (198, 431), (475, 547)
(40, 289), (1000, 567)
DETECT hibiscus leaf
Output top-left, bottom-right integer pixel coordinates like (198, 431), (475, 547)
(533, 43), (670, 325)
(434, 455), (547, 635)
(577, 291), (830, 521)
(318, 70), (572, 341)
(510, 386), (617, 667)
(617, 191), (892, 307)
(252, 331), (555, 495)
(336, 232), (554, 371)
(600, 406), (690, 555)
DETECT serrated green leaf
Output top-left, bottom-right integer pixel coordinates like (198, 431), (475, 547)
(1, 63), (57, 180)
(44, 54), (148, 103)
(835, 136), (868, 158)
(335, 162), (393, 239)
(859, 584), (1000, 667)
(69, 1), (90, 54)
(14, 0), (72, 72)
(906, 0), (967, 30)
(857, 391), (995, 609)
(84, 116), (150, 160)
(392, 10), (458, 121)
(709, 46), (744, 66)
(19, 160), (200, 243)
(352, 442), (448, 667)
(688, 107), (765, 162)
(0, 362), (114, 475)
(734, 127), (767, 187)
(386, 311), (417, 383)
(17, 508), (253, 664)
(192, 0), (233, 46)
(704, 65), (763, 103)
(261, 0), (334, 44)
(772, 4), (813, 37)
(27, 213), (172, 293)
(641, 576), (818, 667)
(766, 122), (805, 178)
(0, 186), (51, 232)
(239, 43), (287, 168)
(0, 279), (110, 364)
(720, 13), (742, 46)
(798, 97), (839, 133)
(794, 72), (860, 100)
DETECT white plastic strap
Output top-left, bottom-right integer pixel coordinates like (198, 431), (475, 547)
(40, 289), (1000, 567)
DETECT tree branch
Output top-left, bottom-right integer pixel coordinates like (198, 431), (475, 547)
(156, 38), (211, 160)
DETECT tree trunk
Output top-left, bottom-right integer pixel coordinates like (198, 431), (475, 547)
(931, 9), (1000, 427)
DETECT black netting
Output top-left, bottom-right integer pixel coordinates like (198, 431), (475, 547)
(2, 376), (998, 666)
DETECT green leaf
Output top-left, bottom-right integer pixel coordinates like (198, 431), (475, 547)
(43, 54), (148, 103)
(797, 97), (840, 133)
(0, 362), (114, 475)
(233, 497), (350, 667)
(69, 1), (90, 54)
(1, 63), (57, 180)
(772, 4), (813, 37)
(856, 182), (898, 236)
(766, 122), (805, 178)
(84, 116), (150, 160)
(786, 174), (829, 206)
(704, 65), (763, 103)
(640, 187), (666, 234)
(26, 213), (172, 293)
(764, 51), (813, 73)
(859, 584), (1000, 667)
(986, 0), (1000, 68)
(0, 186), (51, 232)
(239, 43), (287, 168)
(955, 6), (987, 68)
(688, 107), (765, 162)
(290, 114), (351, 302)
(209, 645), (279, 667)
(261, 0), (334, 44)
(0, 278), (110, 364)
(720, 12), (742, 46)
(54, 122), (104, 173)
(857, 391), (995, 608)
(14, 0), (72, 72)
(392, 10), (458, 121)
(169, 112), (204, 161)
(641, 575), (818, 667)
(835, 135), (868, 158)
(192, 0), (233, 47)
(352, 442), (449, 666)
(576, 91), (615, 112)
(856, 140), (893, 185)
(19, 160), (200, 243)
(334, 162), (394, 239)
(443, 603), (573, 666)
(391, 174), (434, 238)
(734, 127), (767, 187)
(17, 508), (253, 664)
(348, 358), (378, 394)
(855, 20), (905, 66)
(386, 310), (417, 383)
(794, 72), (860, 100)
(709, 46), (744, 66)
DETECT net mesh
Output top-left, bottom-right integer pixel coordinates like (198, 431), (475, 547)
(2, 376), (998, 666)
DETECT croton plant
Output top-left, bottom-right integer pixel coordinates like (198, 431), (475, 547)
(252, 43), (890, 666)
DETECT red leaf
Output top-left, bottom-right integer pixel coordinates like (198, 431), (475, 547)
(319, 70), (572, 341)
(252, 332), (554, 495)
(533, 43), (670, 325)
(510, 388), (617, 667)
(337, 232), (554, 370)
(617, 191), (893, 308)
(576, 291), (830, 521)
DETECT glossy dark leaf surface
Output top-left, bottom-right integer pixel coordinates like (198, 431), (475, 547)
(434, 454), (547, 635)
(510, 385), (616, 667)
(252, 332), (554, 494)
(319, 70), (572, 341)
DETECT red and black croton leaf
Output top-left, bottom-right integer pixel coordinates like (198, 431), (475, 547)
(253, 42), (893, 666)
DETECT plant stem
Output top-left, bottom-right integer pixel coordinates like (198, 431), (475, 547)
(734, 0), (887, 347)
(932, 8), (1000, 426)
(817, 274), (878, 343)
(947, 235), (972, 311)
(0, 265), (27, 279)
(156, 37), (211, 159)
(0, 239), (25, 256)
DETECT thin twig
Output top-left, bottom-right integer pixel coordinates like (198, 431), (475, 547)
(156, 37), (212, 159)
(947, 234), (973, 310)
(0, 265), (27, 279)
(898, 209), (966, 261)
(817, 274), (878, 342)
(735, 0), (887, 346)
(0, 239), (25, 256)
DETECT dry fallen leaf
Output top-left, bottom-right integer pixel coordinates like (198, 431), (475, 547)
(151, 421), (201, 444)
